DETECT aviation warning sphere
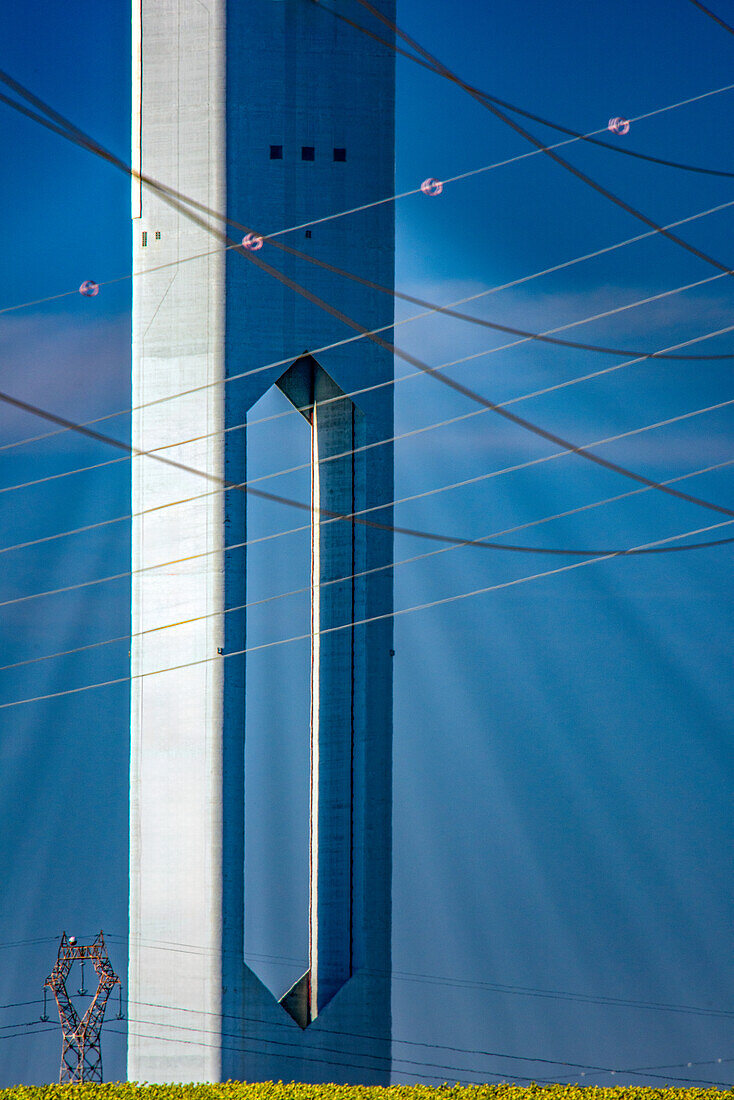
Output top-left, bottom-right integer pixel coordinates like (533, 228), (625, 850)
(421, 177), (443, 196)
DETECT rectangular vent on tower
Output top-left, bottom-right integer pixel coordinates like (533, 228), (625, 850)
(333, 148), (346, 162)
(270, 145), (283, 159)
(141, 231), (147, 247)
(301, 146), (315, 161)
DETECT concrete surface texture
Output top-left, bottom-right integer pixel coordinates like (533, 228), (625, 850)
(129, 0), (395, 1083)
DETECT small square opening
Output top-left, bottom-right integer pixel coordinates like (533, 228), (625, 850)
(301, 146), (315, 161)
(270, 145), (283, 160)
(155, 230), (161, 240)
(305, 230), (312, 239)
(333, 148), (346, 162)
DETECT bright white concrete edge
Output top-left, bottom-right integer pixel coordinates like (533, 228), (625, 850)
(131, 0), (141, 219)
(309, 404), (320, 1023)
(128, 0), (227, 1082)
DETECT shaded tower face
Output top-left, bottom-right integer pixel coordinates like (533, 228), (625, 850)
(129, 0), (395, 1085)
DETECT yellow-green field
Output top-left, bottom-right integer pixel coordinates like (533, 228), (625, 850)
(1, 1085), (732, 1100)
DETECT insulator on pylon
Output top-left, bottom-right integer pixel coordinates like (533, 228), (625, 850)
(44, 931), (120, 1084)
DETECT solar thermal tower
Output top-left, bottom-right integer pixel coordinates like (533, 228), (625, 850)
(128, 0), (395, 1085)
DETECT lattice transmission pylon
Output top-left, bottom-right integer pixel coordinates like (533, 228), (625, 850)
(44, 930), (121, 1083)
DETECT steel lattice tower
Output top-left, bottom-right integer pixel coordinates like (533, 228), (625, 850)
(44, 931), (121, 1084)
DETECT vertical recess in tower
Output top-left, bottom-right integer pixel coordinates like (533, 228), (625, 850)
(243, 354), (364, 1028)
(244, 385), (312, 1001)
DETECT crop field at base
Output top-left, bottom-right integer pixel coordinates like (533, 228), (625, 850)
(2, 1084), (733, 1100)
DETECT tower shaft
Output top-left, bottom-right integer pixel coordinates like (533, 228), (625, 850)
(130, 0), (395, 1082)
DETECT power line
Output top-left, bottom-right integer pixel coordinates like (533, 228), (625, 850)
(116, 1007), (734, 1087)
(3, 272), (732, 513)
(685, 0), (734, 36)
(2, 64), (732, 261)
(0, 1025), (58, 1042)
(93, 937), (734, 1081)
(2, 55), (734, 676)
(116, 1022), (518, 1085)
(0, 513), (129, 561)
(3, 68), (734, 391)
(3, 213), (732, 370)
(125, 1012), (512, 1084)
(0, 936), (60, 952)
(9, 926), (733, 1036)
(350, 0), (734, 285)
(4, 451), (732, 677)
(0, 1019), (52, 1033)
(8, 1004), (730, 1090)
(3, 241), (734, 570)
(5, 974), (727, 1089)
(0, 173), (732, 661)
(2, 389), (734, 616)
(555, 1055), (734, 1085)
(3, 266), (731, 507)
(271, 254), (734, 362)
(5, 51), (734, 539)
(110, 1018), (734, 1088)
(315, 0), (734, 179)
(111, 940), (734, 1021)
(0, 21), (730, 1086)
(101, 202), (734, 530)
(3, 193), (733, 460)
(1, 513), (731, 712)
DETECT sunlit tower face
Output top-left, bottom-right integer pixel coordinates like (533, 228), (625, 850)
(129, 0), (395, 1085)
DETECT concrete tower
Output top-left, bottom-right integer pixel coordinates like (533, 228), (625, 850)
(129, 0), (394, 1084)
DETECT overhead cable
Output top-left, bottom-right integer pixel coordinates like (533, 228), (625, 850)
(4, 214), (734, 541)
(0, 1025), (58, 1042)
(2, 67), (734, 375)
(4, 195), (734, 460)
(2, 62), (733, 250)
(3, 272), (732, 505)
(2, 450), (733, 677)
(2, 513), (733, 713)
(2, 386), (734, 618)
(105, 930), (734, 1022)
(110, 1018), (732, 1087)
(685, 0), (734, 36)
(3, 69), (734, 549)
(114, 1022), (525, 1085)
(7, 1003), (729, 1092)
(19, 109), (733, 529)
(1, 83), (731, 367)
(314, 0), (734, 178)
(349, 0), (734, 284)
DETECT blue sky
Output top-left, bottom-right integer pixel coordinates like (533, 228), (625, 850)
(1, 0), (734, 1087)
